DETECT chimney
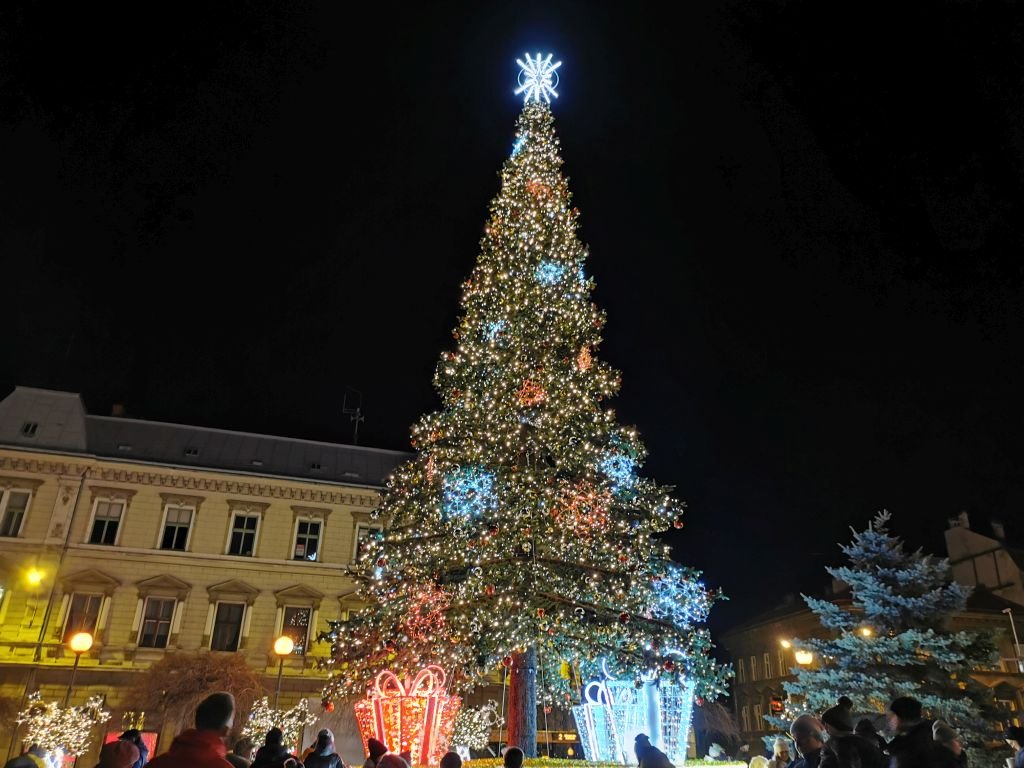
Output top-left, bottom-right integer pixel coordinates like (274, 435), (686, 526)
(111, 403), (127, 417)
(991, 520), (1005, 540)
(948, 511), (971, 530)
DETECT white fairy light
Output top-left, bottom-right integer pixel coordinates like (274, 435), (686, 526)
(515, 53), (561, 104)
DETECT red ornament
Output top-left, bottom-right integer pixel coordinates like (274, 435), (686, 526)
(544, 706), (553, 715)
(502, 656), (513, 668)
(618, 553), (628, 564)
(695, 696), (705, 707)
(673, 520), (684, 529)
(537, 608), (546, 618)
(377, 557), (387, 567)
(517, 379), (547, 406)
(618, 612), (630, 624)
(485, 584), (495, 596)
(663, 659), (675, 671)
(488, 525), (499, 536)
(322, 698), (335, 713)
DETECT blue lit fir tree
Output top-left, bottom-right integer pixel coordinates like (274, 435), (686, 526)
(320, 56), (728, 756)
(769, 511), (1002, 763)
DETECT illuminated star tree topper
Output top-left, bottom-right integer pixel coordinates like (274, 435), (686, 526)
(515, 52), (562, 104)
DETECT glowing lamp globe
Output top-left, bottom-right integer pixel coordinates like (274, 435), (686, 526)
(274, 636), (295, 656)
(69, 632), (94, 653)
(779, 639), (792, 649)
(26, 568), (43, 587)
(794, 650), (814, 666)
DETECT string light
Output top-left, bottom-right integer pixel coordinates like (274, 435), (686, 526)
(243, 697), (317, 751)
(452, 700), (504, 750)
(16, 692), (110, 760)
(318, 81), (728, 717)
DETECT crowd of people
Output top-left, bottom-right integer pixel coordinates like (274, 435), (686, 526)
(772, 696), (1024, 768)
(0, 691), (533, 768)
(5, 690), (1024, 768)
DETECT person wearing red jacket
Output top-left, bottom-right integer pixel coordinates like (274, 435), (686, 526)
(148, 692), (236, 768)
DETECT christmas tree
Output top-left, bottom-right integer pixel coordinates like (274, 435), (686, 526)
(769, 511), (1002, 761)
(321, 54), (728, 756)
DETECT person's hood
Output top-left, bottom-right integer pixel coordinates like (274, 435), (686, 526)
(167, 730), (228, 759)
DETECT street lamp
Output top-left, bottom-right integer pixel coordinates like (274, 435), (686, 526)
(859, 627), (874, 638)
(779, 639), (792, 649)
(64, 631), (93, 706)
(794, 650), (814, 666)
(273, 635), (294, 709)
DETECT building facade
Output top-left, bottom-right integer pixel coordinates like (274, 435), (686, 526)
(0, 387), (409, 762)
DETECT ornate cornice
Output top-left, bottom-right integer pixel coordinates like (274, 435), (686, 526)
(0, 455), (380, 508)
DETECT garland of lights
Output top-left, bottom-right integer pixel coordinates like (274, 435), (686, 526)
(318, 64), (729, 716)
(452, 700), (505, 750)
(243, 697), (317, 751)
(16, 692), (110, 760)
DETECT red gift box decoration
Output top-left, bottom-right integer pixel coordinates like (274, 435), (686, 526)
(354, 665), (461, 766)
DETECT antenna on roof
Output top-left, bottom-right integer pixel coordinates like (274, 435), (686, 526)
(342, 386), (365, 445)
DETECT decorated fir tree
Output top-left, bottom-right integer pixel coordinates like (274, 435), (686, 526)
(321, 54), (727, 756)
(770, 511), (1002, 760)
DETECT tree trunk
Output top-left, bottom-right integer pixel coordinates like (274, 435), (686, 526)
(506, 646), (538, 757)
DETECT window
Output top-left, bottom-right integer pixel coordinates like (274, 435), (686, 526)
(89, 501), (124, 545)
(0, 490), (31, 537)
(736, 657), (746, 683)
(138, 597), (175, 648)
(20, 422), (38, 437)
(63, 594), (102, 642)
(749, 654), (759, 681)
(281, 606), (311, 655)
(293, 520), (321, 561)
(753, 704), (763, 731)
(779, 649), (787, 677)
(763, 652), (772, 679)
(741, 706), (751, 732)
(160, 506), (193, 551)
(354, 523), (382, 562)
(227, 514), (259, 556)
(211, 602), (245, 651)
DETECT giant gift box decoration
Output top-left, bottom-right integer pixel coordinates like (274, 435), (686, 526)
(354, 665), (461, 766)
(572, 674), (695, 766)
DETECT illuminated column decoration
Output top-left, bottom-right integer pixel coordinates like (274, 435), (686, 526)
(353, 665), (461, 766)
(572, 675), (696, 766)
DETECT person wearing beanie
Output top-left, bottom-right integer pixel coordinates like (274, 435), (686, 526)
(304, 730), (342, 768)
(819, 700), (882, 768)
(886, 697), (934, 768)
(1004, 726), (1024, 768)
(363, 740), (388, 768)
(98, 742), (141, 768)
(790, 715), (824, 768)
(633, 733), (673, 768)
(439, 753), (462, 768)
(767, 737), (791, 768)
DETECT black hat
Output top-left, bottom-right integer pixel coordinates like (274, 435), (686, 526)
(821, 705), (854, 733)
(888, 696), (922, 721)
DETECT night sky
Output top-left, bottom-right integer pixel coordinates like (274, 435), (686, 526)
(3, 2), (1024, 631)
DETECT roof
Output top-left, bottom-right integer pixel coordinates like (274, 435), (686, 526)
(0, 386), (410, 488)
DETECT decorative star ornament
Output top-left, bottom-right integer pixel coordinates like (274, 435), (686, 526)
(515, 52), (562, 104)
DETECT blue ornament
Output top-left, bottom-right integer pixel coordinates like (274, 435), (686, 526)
(536, 261), (566, 285)
(600, 453), (636, 490)
(484, 320), (505, 341)
(442, 466), (497, 518)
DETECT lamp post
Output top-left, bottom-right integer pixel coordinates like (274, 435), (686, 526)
(273, 635), (294, 709)
(794, 650), (814, 666)
(64, 631), (93, 706)
(1003, 608), (1023, 673)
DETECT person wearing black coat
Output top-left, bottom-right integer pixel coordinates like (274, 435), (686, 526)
(886, 697), (934, 768)
(304, 730), (343, 768)
(251, 728), (304, 768)
(818, 701), (883, 768)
